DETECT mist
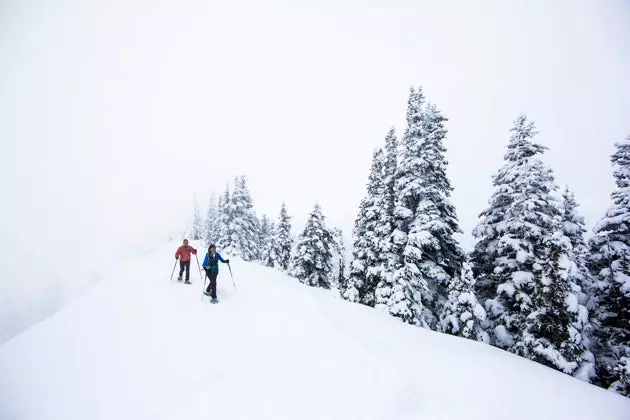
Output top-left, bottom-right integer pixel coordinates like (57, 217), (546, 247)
(1, 0), (628, 345)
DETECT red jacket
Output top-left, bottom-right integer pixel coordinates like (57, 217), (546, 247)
(175, 245), (197, 262)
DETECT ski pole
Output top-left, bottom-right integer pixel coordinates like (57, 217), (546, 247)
(227, 262), (236, 292)
(170, 260), (178, 282)
(201, 271), (207, 302)
(195, 254), (203, 280)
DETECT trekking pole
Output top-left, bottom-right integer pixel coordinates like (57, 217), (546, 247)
(201, 272), (208, 302)
(170, 260), (177, 282)
(227, 262), (237, 292)
(195, 254), (203, 281)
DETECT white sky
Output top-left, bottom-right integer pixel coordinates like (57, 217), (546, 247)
(1, 0), (628, 344)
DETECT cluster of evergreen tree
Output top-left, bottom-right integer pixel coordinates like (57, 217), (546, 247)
(344, 86), (630, 398)
(471, 115), (590, 375)
(194, 176), (294, 264)
(262, 203), (295, 271)
(588, 136), (630, 395)
(289, 204), (347, 289)
(345, 87), (465, 329)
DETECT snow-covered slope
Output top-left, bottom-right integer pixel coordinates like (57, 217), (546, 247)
(1, 242), (628, 420)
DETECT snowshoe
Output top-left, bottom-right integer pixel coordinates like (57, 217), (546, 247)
(177, 277), (183, 282)
(211, 298), (219, 304)
(203, 291), (211, 297)
(184, 280), (192, 285)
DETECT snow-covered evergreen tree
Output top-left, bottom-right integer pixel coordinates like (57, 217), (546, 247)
(561, 186), (596, 380)
(191, 196), (203, 241)
(472, 115), (552, 347)
(290, 204), (334, 289)
(332, 228), (347, 290)
(589, 136), (630, 396)
(439, 259), (489, 343)
(205, 194), (219, 246)
(223, 176), (259, 261)
(346, 148), (385, 304)
(258, 215), (274, 264)
(471, 115), (586, 374)
(216, 185), (232, 249)
(267, 203), (293, 271)
(386, 88), (464, 328)
(524, 232), (584, 373)
(374, 128), (399, 312)
(562, 187), (594, 306)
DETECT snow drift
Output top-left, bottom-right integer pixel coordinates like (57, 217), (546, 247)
(0, 242), (628, 420)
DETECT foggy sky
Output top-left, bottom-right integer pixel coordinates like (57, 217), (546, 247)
(1, 0), (628, 345)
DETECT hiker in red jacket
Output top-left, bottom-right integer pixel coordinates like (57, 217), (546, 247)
(175, 239), (197, 284)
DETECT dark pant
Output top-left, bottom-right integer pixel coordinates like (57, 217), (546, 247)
(205, 269), (218, 298)
(179, 261), (191, 281)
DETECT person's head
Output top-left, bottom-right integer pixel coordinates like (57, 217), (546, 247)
(208, 245), (216, 254)
(183, 239), (189, 246)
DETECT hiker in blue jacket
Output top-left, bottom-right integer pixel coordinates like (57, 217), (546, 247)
(202, 245), (230, 302)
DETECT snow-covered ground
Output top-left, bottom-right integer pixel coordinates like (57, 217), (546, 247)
(1, 241), (628, 420)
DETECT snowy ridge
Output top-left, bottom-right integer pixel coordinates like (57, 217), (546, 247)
(1, 242), (628, 420)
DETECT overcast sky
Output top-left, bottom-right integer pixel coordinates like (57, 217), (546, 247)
(1, 0), (628, 344)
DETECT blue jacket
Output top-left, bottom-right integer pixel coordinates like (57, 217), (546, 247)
(203, 252), (227, 273)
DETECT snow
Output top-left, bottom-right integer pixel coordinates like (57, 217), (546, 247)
(494, 325), (514, 348)
(565, 292), (579, 313)
(511, 270), (534, 287)
(498, 282), (516, 297)
(1, 241), (629, 420)
(473, 303), (487, 320)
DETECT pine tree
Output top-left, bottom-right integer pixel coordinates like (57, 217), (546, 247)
(471, 115), (586, 374)
(290, 204), (334, 289)
(205, 194), (219, 246)
(223, 176), (259, 261)
(191, 196), (203, 241)
(374, 128), (398, 312)
(216, 185), (232, 249)
(346, 148), (385, 304)
(561, 187), (596, 380)
(439, 259), (489, 343)
(562, 187), (594, 305)
(472, 115), (551, 348)
(267, 203), (293, 271)
(332, 228), (347, 290)
(589, 136), (630, 396)
(524, 232), (584, 373)
(386, 88), (464, 328)
(258, 215), (274, 264)
(385, 88), (426, 325)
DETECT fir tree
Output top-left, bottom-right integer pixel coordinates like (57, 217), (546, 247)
(346, 149), (385, 304)
(439, 259), (489, 343)
(205, 194), (219, 246)
(471, 115), (553, 348)
(268, 203), (293, 271)
(386, 88), (426, 325)
(589, 136), (630, 395)
(290, 204), (334, 289)
(223, 176), (259, 261)
(387, 88), (464, 328)
(562, 187), (594, 305)
(191, 196), (203, 241)
(216, 185), (232, 249)
(374, 128), (398, 311)
(561, 187), (596, 380)
(524, 232), (584, 373)
(471, 115), (586, 374)
(258, 215), (274, 264)
(332, 228), (347, 290)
